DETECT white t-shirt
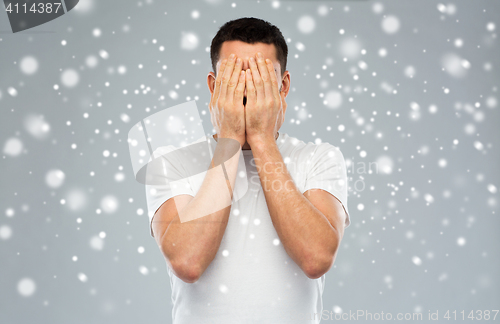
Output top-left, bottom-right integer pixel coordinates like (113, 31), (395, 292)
(145, 132), (350, 324)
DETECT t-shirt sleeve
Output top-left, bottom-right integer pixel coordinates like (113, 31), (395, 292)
(144, 146), (194, 238)
(302, 143), (350, 229)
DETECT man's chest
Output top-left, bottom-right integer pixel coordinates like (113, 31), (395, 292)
(242, 154), (309, 195)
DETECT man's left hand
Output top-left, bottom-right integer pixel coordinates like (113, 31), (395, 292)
(244, 52), (286, 146)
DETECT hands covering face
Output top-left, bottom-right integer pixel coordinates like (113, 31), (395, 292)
(209, 52), (286, 148)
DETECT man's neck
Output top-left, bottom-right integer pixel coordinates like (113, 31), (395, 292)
(242, 141), (251, 150)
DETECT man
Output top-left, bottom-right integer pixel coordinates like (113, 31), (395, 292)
(145, 17), (350, 323)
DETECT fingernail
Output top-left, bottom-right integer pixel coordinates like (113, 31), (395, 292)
(229, 54), (235, 59)
(250, 57), (255, 63)
(257, 52), (262, 58)
(236, 57), (241, 63)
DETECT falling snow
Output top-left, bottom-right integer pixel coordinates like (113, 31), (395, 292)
(0, 0), (498, 322)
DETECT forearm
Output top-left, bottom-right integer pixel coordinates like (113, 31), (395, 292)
(160, 51), (246, 281)
(161, 140), (241, 279)
(251, 138), (340, 277)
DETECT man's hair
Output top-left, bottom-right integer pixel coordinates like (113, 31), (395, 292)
(210, 17), (288, 79)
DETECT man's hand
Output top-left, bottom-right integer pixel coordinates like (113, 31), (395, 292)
(209, 53), (247, 147)
(244, 52), (286, 146)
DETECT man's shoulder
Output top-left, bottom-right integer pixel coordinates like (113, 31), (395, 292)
(151, 136), (207, 159)
(281, 133), (344, 161)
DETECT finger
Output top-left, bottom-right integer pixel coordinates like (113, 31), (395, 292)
(227, 57), (243, 105)
(256, 53), (274, 104)
(265, 58), (280, 107)
(249, 54), (265, 105)
(245, 68), (257, 108)
(278, 89), (287, 125)
(213, 58), (227, 105)
(219, 54), (236, 104)
(234, 69), (246, 107)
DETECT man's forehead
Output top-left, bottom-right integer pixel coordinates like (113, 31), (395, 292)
(220, 41), (277, 58)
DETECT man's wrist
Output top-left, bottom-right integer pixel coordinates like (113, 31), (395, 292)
(248, 133), (278, 151)
(217, 133), (245, 147)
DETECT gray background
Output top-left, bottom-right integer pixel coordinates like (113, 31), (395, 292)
(1, 0), (499, 323)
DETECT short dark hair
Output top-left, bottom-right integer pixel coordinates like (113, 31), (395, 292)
(210, 17), (288, 78)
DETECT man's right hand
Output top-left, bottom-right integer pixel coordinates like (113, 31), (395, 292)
(209, 53), (246, 148)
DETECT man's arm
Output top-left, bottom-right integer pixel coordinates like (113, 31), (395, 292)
(151, 53), (247, 283)
(152, 140), (241, 283)
(243, 52), (347, 279)
(250, 141), (346, 279)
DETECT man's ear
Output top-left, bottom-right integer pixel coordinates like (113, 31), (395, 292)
(207, 71), (216, 97)
(279, 71), (290, 119)
(283, 71), (290, 93)
(280, 71), (290, 99)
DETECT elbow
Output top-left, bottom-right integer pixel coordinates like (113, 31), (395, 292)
(159, 241), (203, 283)
(304, 230), (341, 279)
(179, 270), (201, 284)
(303, 257), (333, 279)
(302, 250), (337, 279)
(169, 258), (203, 284)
